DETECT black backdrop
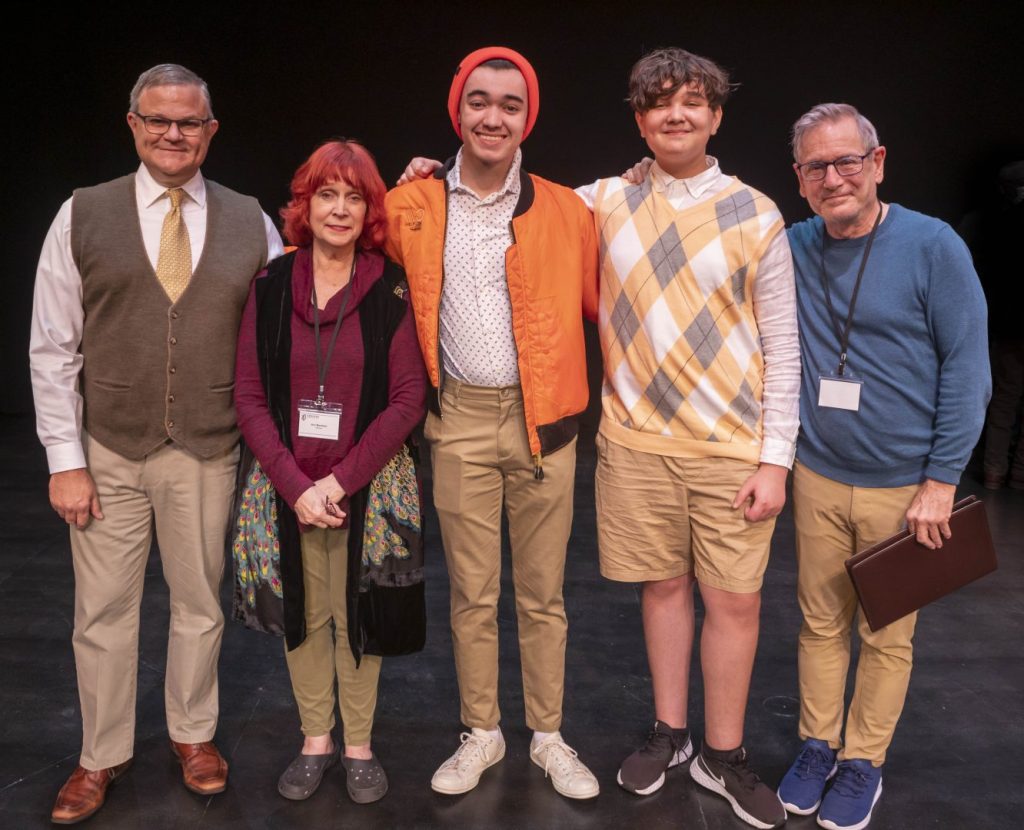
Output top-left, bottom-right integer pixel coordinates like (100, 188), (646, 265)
(5, 0), (1022, 415)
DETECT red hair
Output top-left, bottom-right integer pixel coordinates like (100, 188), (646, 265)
(280, 139), (387, 250)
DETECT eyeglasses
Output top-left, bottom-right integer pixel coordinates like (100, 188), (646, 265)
(796, 150), (876, 181)
(132, 113), (212, 136)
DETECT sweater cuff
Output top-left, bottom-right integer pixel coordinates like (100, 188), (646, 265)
(923, 462), (961, 486)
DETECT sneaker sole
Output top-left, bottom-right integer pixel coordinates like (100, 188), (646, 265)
(430, 743), (506, 795)
(690, 756), (785, 830)
(530, 753), (599, 800)
(816, 780), (883, 830)
(616, 738), (695, 796)
(780, 763), (837, 815)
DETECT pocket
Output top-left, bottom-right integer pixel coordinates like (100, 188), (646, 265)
(90, 377), (131, 391)
(209, 380), (236, 393)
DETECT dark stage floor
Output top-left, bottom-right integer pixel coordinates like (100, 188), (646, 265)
(1, 413), (1021, 830)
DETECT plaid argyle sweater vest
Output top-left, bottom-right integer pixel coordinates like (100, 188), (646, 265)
(594, 175), (784, 461)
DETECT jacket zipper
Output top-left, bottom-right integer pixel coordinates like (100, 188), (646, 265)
(508, 214), (544, 481)
(436, 179), (450, 417)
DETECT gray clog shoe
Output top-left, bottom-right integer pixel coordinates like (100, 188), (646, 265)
(341, 753), (389, 803)
(277, 744), (340, 800)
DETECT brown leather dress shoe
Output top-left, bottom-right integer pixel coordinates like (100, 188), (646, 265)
(170, 740), (228, 795)
(51, 760), (132, 825)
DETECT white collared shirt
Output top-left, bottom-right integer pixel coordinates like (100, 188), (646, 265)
(29, 164), (284, 473)
(439, 147), (522, 387)
(576, 157), (801, 468)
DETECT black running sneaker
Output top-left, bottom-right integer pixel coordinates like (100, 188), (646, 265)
(617, 721), (693, 795)
(690, 746), (786, 829)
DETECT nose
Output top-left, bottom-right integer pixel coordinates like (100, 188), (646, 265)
(330, 197), (349, 216)
(482, 104), (502, 128)
(667, 102), (686, 122)
(822, 163), (845, 187)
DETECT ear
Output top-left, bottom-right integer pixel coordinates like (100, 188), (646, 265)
(872, 145), (886, 184)
(793, 163), (806, 199)
(206, 119), (220, 139)
(634, 110), (646, 139)
(711, 106), (723, 136)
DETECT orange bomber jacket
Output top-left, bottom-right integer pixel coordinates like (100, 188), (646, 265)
(384, 158), (599, 466)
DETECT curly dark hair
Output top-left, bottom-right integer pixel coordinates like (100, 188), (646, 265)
(627, 48), (733, 113)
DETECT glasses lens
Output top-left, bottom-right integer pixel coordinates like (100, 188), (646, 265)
(143, 117), (170, 134)
(177, 120), (204, 136)
(802, 163), (827, 181)
(834, 156), (865, 176)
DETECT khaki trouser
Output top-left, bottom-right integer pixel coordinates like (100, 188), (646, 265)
(70, 435), (237, 770)
(284, 527), (381, 745)
(793, 462), (919, 765)
(423, 381), (576, 733)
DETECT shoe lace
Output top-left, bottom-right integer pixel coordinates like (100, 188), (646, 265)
(445, 732), (490, 773)
(831, 763), (871, 798)
(794, 744), (834, 780)
(640, 728), (674, 758)
(718, 752), (762, 792)
(536, 737), (582, 779)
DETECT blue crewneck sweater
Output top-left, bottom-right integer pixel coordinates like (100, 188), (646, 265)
(788, 203), (990, 487)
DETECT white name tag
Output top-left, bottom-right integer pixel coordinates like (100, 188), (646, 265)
(297, 400), (342, 439)
(818, 376), (862, 411)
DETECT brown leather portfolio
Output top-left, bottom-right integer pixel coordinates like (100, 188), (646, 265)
(844, 496), (998, 632)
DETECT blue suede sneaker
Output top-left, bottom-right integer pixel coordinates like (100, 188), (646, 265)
(778, 739), (837, 815)
(817, 759), (883, 830)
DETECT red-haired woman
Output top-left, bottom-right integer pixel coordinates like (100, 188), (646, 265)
(234, 139), (426, 803)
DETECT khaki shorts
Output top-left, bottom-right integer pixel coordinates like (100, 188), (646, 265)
(595, 432), (776, 592)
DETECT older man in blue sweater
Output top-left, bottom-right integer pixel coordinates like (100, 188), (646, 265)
(778, 103), (990, 830)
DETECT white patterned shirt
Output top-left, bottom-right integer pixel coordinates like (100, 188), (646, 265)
(440, 148), (522, 387)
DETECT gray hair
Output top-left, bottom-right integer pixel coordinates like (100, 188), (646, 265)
(129, 64), (213, 117)
(791, 103), (878, 161)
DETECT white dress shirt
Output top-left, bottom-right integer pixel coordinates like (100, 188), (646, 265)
(576, 157), (801, 467)
(30, 164), (284, 473)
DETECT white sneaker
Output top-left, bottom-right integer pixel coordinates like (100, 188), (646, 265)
(430, 728), (506, 795)
(530, 732), (600, 799)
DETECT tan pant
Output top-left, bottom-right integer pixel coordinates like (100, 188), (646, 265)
(70, 435), (237, 770)
(423, 381), (576, 733)
(793, 463), (919, 765)
(284, 527), (381, 745)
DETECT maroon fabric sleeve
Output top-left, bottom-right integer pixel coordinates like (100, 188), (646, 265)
(332, 304), (427, 495)
(234, 281), (315, 508)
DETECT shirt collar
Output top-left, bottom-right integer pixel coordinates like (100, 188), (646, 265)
(650, 156), (723, 199)
(135, 163), (206, 209)
(447, 147), (522, 202)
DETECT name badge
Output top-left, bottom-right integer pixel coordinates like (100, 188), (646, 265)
(818, 376), (862, 412)
(297, 399), (342, 439)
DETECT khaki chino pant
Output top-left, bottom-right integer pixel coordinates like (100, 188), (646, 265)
(793, 462), (919, 765)
(284, 527), (381, 745)
(70, 435), (237, 770)
(424, 381), (576, 733)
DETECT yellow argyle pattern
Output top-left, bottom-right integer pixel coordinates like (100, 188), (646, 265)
(593, 176), (784, 460)
(156, 188), (192, 303)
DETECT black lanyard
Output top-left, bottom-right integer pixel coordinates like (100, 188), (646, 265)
(310, 255), (356, 406)
(819, 206), (882, 376)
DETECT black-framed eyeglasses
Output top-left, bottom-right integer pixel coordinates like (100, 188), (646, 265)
(796, 150), (876, 181)
(131, 113), (212, 137)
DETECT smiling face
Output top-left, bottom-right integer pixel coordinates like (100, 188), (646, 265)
(458, 65), (528, 172)
(635, 81), (722, 179)
(794, 116), (886, 238)
(127, 84), (218, 187)
(308, 180), (366, 256)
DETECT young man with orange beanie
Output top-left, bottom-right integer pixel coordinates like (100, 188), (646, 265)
(384, 47), (601, 799)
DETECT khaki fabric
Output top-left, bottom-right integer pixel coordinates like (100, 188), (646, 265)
(793, 462), (919, 765)
(423, 381), (576, 733)
(284, 527), (381, 745)
(70, 435), (236, 770)
(596, 431), (774, 591)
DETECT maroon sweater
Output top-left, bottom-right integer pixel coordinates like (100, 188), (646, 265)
(235, 247), (426, 512)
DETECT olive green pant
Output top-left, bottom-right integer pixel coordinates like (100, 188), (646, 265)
(284, 527), (382, 745)
(793, 463), (919, 765)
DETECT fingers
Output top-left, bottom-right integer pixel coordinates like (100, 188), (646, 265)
(732, 480), (754, 510)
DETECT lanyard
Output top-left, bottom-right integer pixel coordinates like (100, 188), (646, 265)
(819, 206), (882, 376)
(310, 256), (356, 406)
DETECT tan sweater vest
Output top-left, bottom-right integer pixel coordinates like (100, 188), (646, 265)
(70, 174), (268, 459)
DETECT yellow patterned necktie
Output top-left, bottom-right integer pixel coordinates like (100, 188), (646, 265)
(155, 187), (192, 303)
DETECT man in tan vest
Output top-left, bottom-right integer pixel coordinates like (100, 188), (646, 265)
(29, 63), (283, 824)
